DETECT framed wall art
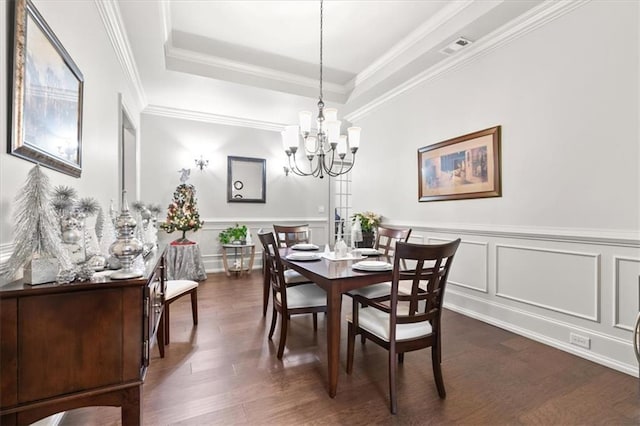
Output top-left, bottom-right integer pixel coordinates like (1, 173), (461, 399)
(9, 0), (84, 177)
(227, 156), (266, 203)
(418, 125), (501, 202)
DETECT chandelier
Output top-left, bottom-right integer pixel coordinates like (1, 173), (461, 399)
(281, 0), (361, 179)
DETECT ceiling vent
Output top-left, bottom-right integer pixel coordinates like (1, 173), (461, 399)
(439, 37), (473, 56)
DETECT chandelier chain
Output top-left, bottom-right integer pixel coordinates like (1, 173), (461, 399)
(319, 0), (323, 102)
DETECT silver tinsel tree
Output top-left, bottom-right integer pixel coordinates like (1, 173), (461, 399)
(2, 165), (72, 280)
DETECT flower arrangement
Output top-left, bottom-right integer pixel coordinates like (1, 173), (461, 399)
(352, 211), (381, 233)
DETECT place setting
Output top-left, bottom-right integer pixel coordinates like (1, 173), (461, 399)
(285, 251), (322, 261)
(352, 248), (381, 257)
(290, 243), (320, 251)
(351, 260), (393, 272)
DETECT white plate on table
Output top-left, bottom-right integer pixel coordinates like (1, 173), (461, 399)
(286, 252), (321, 261)
(291, 243), (320, 251)
(355, 248), (381, 256)
(352, 260), (392, 271)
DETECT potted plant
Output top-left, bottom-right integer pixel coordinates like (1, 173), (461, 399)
(218, 223), (248, 245)
(351, 211), (381, 248)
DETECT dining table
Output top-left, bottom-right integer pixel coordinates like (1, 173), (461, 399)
(279, 247), (393, 398)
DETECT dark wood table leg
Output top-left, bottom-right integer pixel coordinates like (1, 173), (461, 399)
(326, 288), (342, 398)
(121, 385), (141, 426)
(262, 252), (269, 316)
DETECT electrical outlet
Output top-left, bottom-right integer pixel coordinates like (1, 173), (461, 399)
(570, 332), (591, 349)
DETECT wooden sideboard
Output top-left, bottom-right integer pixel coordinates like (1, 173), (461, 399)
(0, 246), (166, 425)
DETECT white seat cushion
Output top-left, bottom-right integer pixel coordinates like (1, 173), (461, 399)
(165, 280), (199, 300)
(348, 281), (417, 299)
(276, 283), (326, 309)
(284, 269), (311, 285)
(346, 304), (432, 342)
(348, 282), (392, 299)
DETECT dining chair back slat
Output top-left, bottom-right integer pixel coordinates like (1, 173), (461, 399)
(375, 226), (412, 256)
(273, 224), (310, 248)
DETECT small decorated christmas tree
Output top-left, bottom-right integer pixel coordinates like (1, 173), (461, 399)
(160, 170), (204, 243)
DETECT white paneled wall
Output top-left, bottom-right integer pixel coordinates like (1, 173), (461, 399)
(394, 223), (639, 378)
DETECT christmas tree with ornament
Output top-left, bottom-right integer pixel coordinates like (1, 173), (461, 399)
(160, 169), (204, 243)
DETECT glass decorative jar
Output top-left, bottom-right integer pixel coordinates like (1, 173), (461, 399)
(109, 193), (144, 280)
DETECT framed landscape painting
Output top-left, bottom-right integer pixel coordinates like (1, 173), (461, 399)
(9, 0), (84, 177)
(418, 126), (501, 202)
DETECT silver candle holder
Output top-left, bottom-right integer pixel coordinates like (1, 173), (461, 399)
(109, 192), (144, 280)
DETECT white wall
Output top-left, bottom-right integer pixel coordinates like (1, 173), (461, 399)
(0, 0), (142, 281)
(349, 1), (640, 375)
(139, 112), (331, 271)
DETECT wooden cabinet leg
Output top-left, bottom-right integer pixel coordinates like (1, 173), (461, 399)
(121, 385), (142, 426)
(1, 413), (17, 426)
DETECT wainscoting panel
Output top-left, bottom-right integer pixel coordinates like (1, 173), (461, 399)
(613, 256), (640, 331)
(496, 244), (600, 322)
(429, 237), (488, 293)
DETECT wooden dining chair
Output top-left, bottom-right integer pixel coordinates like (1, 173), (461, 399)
(346, 238), (461, 414)
(273, 224), (311, 248)
(262, 224), (312, 316)
(258, 231), (327, 359)
(348, 226), (412, 301)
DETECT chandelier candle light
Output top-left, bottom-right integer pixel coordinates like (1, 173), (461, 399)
(281, 0), (361, 178)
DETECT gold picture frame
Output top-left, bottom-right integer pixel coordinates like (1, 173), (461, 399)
(9, 0), (84, 177)
(418, 126), (501, 202)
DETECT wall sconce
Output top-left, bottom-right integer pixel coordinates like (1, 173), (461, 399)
(283, 166), (290, 176)
(195, 155), (209, 171)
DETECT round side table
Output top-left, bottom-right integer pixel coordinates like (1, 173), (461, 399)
(222, 243), (256, 277)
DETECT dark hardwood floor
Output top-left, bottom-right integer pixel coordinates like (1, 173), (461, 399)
(62, 272), (639, 425)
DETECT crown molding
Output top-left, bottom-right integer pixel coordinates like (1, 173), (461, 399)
(353, 0), (474, 87)
(345, 0), (589, 123)
(94, 0), (147, 110)
(143, 105), (286, 132)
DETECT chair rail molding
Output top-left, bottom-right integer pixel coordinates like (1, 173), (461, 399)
(384, 221), (640, 248)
